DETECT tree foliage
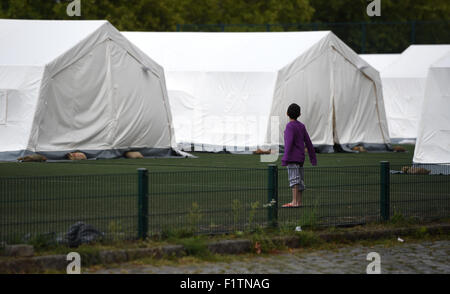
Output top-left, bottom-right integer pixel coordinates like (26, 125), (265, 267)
(0, 0), (314, 30)
(0, 0), (448, 52)
(1, 0), (448, 29)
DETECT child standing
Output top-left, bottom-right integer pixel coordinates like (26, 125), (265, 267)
(281, 103), (317, 208)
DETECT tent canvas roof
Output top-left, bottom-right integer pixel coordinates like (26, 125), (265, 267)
(0, 19), (108, 66)
(123, 31), (331, 72)
(359, 54), (400, 72)
(432, 52), (450, 68)
(382, 45), (450, 78)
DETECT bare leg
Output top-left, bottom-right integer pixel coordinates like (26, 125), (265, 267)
(294, 188), (303, 207)
(283, 185), (298, 207)
(291, 185), (297, 205)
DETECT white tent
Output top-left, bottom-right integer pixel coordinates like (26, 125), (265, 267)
(413, 52), (450, 173)
(381, 45), (450, 140)
(359, 54), (400, 72)
(0, 19), (179, 161)
(123, 31), (391, 152)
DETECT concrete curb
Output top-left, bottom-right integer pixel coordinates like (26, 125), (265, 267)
(0, 245), (186, 273)
(1, 224), (448, 273)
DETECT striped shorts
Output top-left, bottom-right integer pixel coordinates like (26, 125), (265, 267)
(287, 163), (305, 191)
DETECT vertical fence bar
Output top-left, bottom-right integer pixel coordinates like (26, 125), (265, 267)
(380, 161), (390, 221)
(313, 22), (319, 31)
(267, 164), (278, 227)
(138, 168), (149, 239)
(410, 20), (416, 44)
(361, 22), (367, 53)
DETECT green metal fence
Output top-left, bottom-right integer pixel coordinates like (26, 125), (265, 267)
(147, 168), (268, 235)
(0, 162), (449, 244)
(278, 165), (382, 227)
(176, 20), (450, 53)
(389, 163), (450, 221)
(0, 173), (138, 244)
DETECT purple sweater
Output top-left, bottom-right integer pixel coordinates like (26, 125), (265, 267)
(281, 120), (317, 166)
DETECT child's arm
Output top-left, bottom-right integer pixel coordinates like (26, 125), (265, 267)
(304, 129), (317, 166)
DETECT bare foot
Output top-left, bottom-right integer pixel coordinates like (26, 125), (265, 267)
(282, 203), (302, 208)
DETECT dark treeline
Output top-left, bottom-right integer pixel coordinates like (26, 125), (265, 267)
(0, 0), (449, 52)
(1, 0), (448, 30)
(0, 0), (314, 30)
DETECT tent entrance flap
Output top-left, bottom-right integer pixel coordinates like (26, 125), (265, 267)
(331, 47), (391, 152)
(332, 96), (339, 146)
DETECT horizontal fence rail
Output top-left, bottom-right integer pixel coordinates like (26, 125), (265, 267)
(0, 162), (449, 244)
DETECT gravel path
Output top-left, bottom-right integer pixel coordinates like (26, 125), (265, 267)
(88, 240), (450, 274)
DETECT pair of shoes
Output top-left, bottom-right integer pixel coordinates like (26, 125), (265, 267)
(282, 203), (302, 208)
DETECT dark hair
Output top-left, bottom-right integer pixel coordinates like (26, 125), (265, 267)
(287, 103), (301, 119)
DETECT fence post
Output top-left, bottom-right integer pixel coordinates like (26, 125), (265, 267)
(137, 168), (149, 239)
(267, 164), (278, 227)
(380, 161), (390, 221)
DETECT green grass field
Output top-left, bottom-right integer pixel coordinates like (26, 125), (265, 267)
(1, 144), (449, 244)
(0, 145), (415, 177)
